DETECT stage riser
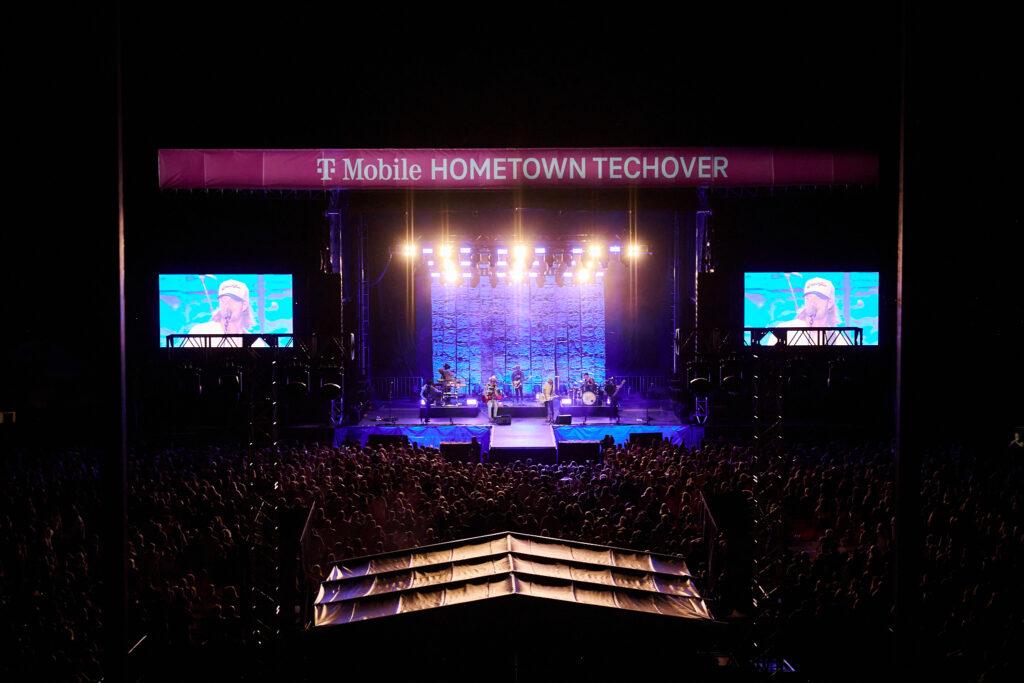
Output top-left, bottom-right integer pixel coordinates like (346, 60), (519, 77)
(498, 406), (547, 418)
(559, 406), (617, 418)
(422, 406), (481, 418)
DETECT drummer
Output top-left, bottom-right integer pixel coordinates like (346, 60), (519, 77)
(581, 373), (598, 394)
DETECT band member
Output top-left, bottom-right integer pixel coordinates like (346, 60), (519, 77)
(581, 373), (598, 394)
(511, 364), (525, 404)
(420, 381), (441, 406)
(438, 363), (455, 385)
(604, 376), (626, 417)
(542, 377), (557, 422)
(484, 375), (503, 422)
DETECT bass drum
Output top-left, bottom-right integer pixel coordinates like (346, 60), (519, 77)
(582, 391), (597, 406)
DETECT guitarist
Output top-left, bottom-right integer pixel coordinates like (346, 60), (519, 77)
(542, 377), (557, 423)
(484, 375), (504, 423)
(510, 364), (524, 404)
(605, 376), (626, 413)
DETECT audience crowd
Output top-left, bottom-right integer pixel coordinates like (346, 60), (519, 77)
(2, 437), (1021, 681)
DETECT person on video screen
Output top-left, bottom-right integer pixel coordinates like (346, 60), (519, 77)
(185, 279), (265, 347)
(772, 276), (848, 345)
(190, 279), (255, 335)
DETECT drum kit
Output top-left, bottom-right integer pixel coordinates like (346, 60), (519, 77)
(565, 380), (608, 406)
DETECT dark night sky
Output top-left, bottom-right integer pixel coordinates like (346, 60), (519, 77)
(3, 5), (1021, 435)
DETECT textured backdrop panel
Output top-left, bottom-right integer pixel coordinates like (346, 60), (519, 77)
(431, 276), (605, 394)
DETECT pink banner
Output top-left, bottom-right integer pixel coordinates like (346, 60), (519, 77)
(159, 148), (877, 190)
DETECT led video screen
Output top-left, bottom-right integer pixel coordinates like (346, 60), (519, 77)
(744, 272), (879, 345)
(159, 274), (293, 347)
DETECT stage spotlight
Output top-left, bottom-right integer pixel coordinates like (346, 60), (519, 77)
(401, 243), (417, 258)
(219, 365), (242, 395)
(509, 270), (524, 284)
(466, 398), (479, 407)
(720, 359), (742, 394)
(627, 243), (642, 258)
(320, 367), (343, 401)
(687, 361), (712, 396)
(560, 398), (572, 406)
(444, 268), (458, 284)
(513, 244), (528, 261)
(285, 366), (310, 397)
(439, 244), (454, 259)
(577, 268), (591, 283)
(588, 244), (603, 258)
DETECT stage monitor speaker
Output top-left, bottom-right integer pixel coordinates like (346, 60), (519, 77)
(555, 415), (572, 425)
(557, 440), (601, 464)
(440, 441), (477, 463)
(367, 434), (409, 448)
(628, 432), (663, 447)
(495, 415), (512, 425)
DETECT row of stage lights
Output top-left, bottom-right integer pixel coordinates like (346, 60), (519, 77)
(400, 242), (647, 286)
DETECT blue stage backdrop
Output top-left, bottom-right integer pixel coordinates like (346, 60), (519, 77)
(431, 276), (605, 393)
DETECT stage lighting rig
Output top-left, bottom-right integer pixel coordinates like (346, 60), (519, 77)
(400, 243), (417, 258)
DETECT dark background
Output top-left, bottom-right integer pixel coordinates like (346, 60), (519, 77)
(3, 5), (1021, 443)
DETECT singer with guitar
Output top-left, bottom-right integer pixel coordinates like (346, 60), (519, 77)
(510, 364), (524, 404)
(541, 377), (557, 422)
(484, 375), (504, 422)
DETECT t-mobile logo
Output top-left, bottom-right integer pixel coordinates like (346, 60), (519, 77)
(316, 158), (336, 181)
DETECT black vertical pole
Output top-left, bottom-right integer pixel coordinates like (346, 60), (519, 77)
(103, 8), (128, 680)
(895, 1), (921, 673)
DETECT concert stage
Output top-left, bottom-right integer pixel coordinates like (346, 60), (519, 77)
(335, 401), (702, 462)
